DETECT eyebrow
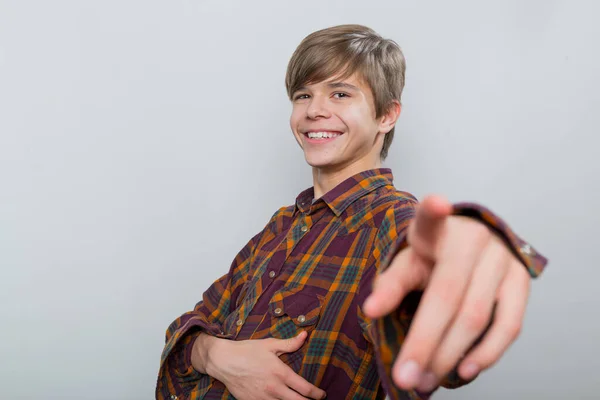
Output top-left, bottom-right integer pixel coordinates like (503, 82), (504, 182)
(294, 82), (361, 93)
(326, 82), (361, 91)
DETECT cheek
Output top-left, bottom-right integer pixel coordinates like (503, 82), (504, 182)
(290, 107), (304, 127)
(339, 107), (374, 133)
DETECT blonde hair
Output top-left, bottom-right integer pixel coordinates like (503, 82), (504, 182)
(285, 24), (406, 159)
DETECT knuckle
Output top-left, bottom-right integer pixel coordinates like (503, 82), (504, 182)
(514, 262), (532, 288)
(311, 386), (324, 396)
(263, 382), (276, 394)
(264, 338), (276, 349)
(463, 311), (489, 333)
(461, 301), (492, 333)
(505, 321), (523, 341)
(385, 277), (409, 296)
(429, 356), (451, 377)
(404, 335), (432, 361)
(475, 346), (503, 369)
(296, 383), (312, 396)
(472, 353), (496, 370)
(461, 219), (491, 245)
(375, 273), (410, 301)
(433, 278), (462, 304)
(471, 220), (491, 239)
(273, 367), (287, 380)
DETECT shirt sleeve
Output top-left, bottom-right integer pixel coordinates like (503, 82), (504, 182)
(365, 201), (549, 400)
(155, 227), (266, 399)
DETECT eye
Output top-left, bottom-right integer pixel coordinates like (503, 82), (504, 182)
(293, 93), (310, 101)
(333, 92), (350, 99)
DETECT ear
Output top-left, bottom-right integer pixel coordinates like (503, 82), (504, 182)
(378, 100), (401, 134)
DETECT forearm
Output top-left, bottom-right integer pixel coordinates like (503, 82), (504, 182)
(191, 332), (219, 375)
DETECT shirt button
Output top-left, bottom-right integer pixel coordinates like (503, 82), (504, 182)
(301, 225), (308, 232)
(268, 271), (276, 279)
(236, 319), (243, 326)
(297, 315), (306, 323)
(274, 307), (283, 315)
(170, 395), (178, 400)
(520, 243), (534, 256)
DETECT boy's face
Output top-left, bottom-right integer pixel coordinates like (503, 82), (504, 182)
(289, 73), (396, 174)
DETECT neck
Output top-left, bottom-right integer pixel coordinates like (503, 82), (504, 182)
(312, 158), (382, 199)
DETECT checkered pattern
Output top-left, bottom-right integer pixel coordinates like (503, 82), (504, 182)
(156, 168), (547, 400)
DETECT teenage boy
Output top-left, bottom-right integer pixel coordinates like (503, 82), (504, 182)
(156, 24), (547, 400)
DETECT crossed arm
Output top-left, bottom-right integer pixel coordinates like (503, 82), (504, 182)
(156, 196), (547, 399)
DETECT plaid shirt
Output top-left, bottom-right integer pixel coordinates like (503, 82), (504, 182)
(156, 168), (547, 400)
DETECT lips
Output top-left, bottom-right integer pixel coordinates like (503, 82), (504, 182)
(302, 130), (344, 142)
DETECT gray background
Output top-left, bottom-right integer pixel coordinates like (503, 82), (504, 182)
(1, 0), (598, 399)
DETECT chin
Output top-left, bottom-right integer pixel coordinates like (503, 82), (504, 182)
(304, 156), (341, 170)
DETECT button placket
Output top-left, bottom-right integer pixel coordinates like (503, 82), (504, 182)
(299, 214), (312, 235)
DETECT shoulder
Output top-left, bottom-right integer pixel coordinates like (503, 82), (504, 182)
(348, 187), (419, 230)
(387, 189), (419, 224)
(376, 188), (419, 211)
(262, 204), (295, 235)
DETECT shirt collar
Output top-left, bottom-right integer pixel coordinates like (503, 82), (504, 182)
(295, 168), (395, 217)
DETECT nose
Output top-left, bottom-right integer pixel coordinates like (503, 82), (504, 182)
(306, 96), (331, 120)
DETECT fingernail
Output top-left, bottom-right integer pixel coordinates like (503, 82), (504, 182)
(363, 296), (374, 313)
(460, 362), (479, 380)
(396, 360), (422, 388)
(416, 371), (438, 393)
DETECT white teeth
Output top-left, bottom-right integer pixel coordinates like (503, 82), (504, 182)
(307, 131), (340, 139)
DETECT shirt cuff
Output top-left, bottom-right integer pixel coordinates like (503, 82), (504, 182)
(173, 329), (203, 378)
(452, 202), (548, 277)
(157, 317), (227, 398)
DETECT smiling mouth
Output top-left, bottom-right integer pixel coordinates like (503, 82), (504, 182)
(303, 131), (343, 140)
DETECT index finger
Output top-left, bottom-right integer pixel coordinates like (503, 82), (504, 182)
(284, 367), (326, 399)
(408, 195), (452, 260)
(392, 235), (484, 388)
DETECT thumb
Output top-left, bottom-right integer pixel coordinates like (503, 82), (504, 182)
(408, 195), (452, 261)
(271, 331), (307, 356)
